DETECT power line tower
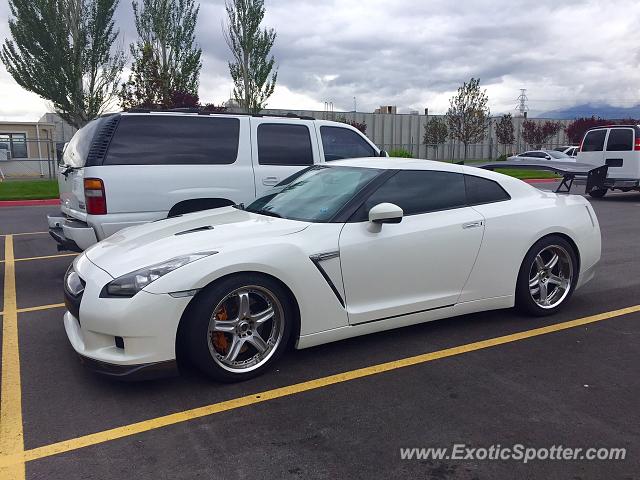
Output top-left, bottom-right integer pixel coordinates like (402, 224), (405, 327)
(516, 88), (528, 117)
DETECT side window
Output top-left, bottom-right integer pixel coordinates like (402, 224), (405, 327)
(520, 152), (533, 157)
(320, 126), (375, 161)
(104, 116), (240, 165)
(464, 175), (510, 205)
(531, 152), (548, 159)
(582, 129), (606, 152)
(606, 128), (633, 151)
(353, 170), (466, 221)
(257, 124), (313, 166)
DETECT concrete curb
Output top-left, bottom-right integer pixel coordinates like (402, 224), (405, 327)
(0, 199), (60, 207)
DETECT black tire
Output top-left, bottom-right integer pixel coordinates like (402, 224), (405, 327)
(184, 273), (294, 382)
(588, 188), (607, 198)
(515, 235), (579, 316)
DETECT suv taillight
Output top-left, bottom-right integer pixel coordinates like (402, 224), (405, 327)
(635, 138), (640, 151)
(84, 178), (107, 215)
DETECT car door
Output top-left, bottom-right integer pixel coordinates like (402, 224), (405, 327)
(338, 169), (484, 325)
(578, 128), (607, 168)
(251, 119), (319, 198)
(604, 127), (635, 179)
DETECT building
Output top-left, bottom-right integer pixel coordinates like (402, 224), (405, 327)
(0, 120), (57, 179)
(374, 105), (397, 114)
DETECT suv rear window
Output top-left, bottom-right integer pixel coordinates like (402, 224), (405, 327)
(582, 129), (606, 152)
(258, 124), (314, 166)
(104, 116), (240, 165)
(606, 128), (633, 151)
(63, 117), (103, 167)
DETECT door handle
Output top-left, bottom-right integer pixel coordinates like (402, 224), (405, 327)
(262, 176), (280, 186)
(462, 221), (483, 229)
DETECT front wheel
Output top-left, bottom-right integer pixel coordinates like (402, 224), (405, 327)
(185, 274), (294, 382)
(515, 236), (578, 316)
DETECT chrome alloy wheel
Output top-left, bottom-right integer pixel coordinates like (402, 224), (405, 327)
(528, 245), (573, 309)
(207, 286), (285, 373)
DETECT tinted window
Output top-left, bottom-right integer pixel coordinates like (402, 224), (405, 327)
(582, 129), (606, 152)
(62, 117), (103, 166)
(606, 128), (633, 151)
(354, 170), (466, 220)
(531, 152), (548, 158)
(465, 175), (510, 205)
(104, 116), (240, 165)
(320, 126), (375, 161)
(258, 124), (313, 166)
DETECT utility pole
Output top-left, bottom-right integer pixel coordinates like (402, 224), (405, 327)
(516, 88), (528, 118)
(353, 96), (357, 112)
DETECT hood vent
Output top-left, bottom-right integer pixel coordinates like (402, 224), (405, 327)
(174, 225), (214, 236)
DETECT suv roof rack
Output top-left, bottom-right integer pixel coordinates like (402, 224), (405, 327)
(120, 108), (315, 120)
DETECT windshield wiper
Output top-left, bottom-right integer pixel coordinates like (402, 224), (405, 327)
(256, 210), (283, 218)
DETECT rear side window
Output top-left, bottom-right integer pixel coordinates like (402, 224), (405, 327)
(63, 117), (103, 167)
(320, 126), (375, 161)
(464, 175), (510, 205)
(258, 124), (313, 166)
(582, 129), (606, 152)
(353, 170), (466, 221)
(606, 128), (633, 151)
(104, 116), (240, 165)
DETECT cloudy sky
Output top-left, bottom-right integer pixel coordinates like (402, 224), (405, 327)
(1, 0), (640, 121)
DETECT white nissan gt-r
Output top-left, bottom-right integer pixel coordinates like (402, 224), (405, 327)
(63, 158), (601, 382)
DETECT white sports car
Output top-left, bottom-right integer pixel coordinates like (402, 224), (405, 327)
(63, 158), (601, 382)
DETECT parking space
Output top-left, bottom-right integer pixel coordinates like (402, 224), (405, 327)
(1, 191), (640, 479)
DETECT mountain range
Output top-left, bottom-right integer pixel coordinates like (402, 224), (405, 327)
(537, 104), (640, 119)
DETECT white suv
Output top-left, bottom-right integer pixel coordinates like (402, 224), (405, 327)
(577, 124), (640, 198)
(48, 111), (383, 250)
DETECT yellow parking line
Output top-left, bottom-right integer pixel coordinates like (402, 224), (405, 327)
(0, 236), (25, 480)
(0, 252), (78, 264)
(0, 232), (47, 237)
(17, 303), (65, 314)
(0, 303), (66, 317)
(0, 303), (639, 469)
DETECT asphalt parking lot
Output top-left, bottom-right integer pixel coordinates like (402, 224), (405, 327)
(1, 187), (639, 479)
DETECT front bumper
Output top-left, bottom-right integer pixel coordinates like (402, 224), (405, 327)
(64, 255), (192, 380)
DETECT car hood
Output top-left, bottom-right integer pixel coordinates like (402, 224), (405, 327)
(84, 207), (310, 277)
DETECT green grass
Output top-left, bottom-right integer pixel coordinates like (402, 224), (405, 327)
(494, 169), (559, 180)
(0, 180), (59, 200)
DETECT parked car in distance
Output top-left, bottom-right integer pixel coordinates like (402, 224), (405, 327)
(63, 158), (601, 382)
(508, 150), (576, 162)
(554, 145), (579, 157)
(48, 111), (384, 252)
(577, 124), (640, 198)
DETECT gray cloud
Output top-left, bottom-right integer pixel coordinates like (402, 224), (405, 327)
(1, 0), (640, 120)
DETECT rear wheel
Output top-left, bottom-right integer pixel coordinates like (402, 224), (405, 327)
(588, 188), (607, 198)
(515, 236), (578, 316)
(185, 274), (293, 382)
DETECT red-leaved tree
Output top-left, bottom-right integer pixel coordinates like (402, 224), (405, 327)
(521, 120), (562, 149)
(564, 117), (610, 144)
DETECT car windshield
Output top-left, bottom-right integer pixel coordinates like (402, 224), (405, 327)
(246, 165), (381, 222)
(547, 150), (570, 159)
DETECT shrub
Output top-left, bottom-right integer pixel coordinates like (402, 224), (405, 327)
(495, 153), (508, 162)
(388, 148), (413, 158)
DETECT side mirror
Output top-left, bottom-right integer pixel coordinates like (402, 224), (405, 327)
(369, 203), (403, 224)
(378, 149), (389, 157)
(545, 154), (551, 160)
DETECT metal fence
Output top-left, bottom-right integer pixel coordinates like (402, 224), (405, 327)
(266, 108), (575, 161)
(0, 138), (58, 180)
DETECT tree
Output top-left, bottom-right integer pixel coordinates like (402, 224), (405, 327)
(495, 114), (515, 155)
(336, 115), (367, 134)
(564, 116), (610, 144)
(2, 0), (125, 128)
(446, 78), (490, 162)
(224, 0), (277, 114)
(423, 117), (448, 160)
(120, 0), (202, 109)
(521, 120), (562, 149)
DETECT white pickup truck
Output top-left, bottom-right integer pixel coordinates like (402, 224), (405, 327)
(48, 111), (384, 251)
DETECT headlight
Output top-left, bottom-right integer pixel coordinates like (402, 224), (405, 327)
(64, 264), (85, 296)
(102, 252), (217, 297)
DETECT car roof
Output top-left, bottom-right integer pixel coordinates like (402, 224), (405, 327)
(328, 157), (464, 172)
(326, 157), (538, 196)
